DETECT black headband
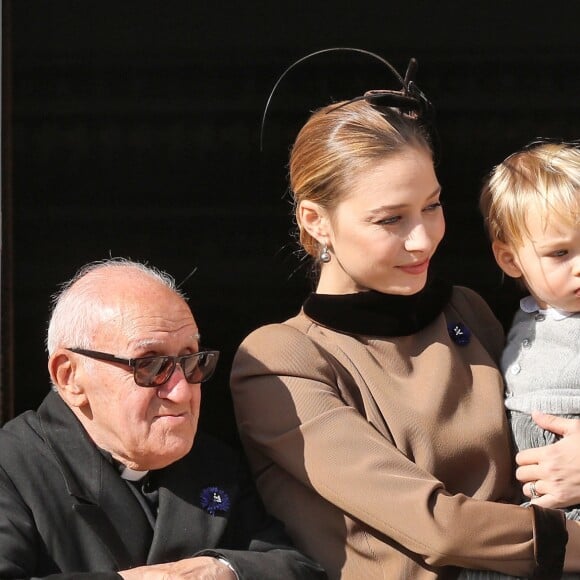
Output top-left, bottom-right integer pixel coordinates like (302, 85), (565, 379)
(260, 47), (438, 159)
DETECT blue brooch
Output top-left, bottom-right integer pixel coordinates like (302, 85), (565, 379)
(448, 322), (471, 346)
(200, 486), (231, 516)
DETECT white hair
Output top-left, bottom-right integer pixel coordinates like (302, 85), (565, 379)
(46, 258), (185, 355)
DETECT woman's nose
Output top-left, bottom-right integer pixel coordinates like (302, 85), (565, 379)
(404, 222), (431, 252)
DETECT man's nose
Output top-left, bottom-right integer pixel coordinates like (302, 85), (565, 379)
(156, 364), (196, 400)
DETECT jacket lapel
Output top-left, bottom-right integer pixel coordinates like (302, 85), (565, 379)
(38, 393), (154, 568)
(147, 443), (229, 563)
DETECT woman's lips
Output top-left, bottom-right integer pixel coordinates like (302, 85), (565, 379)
(398, 260), (430, 275)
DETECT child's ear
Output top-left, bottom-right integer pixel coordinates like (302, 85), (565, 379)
(492, 241), (523, 278)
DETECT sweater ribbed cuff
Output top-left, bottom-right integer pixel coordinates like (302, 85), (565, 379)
(529, 504), (568, 579)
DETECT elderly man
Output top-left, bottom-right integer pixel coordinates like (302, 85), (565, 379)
(0, 259), (325, 579)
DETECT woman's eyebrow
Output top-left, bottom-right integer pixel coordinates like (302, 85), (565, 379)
(367, 187), (442, 215)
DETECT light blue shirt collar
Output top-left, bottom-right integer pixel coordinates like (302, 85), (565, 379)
(520, 295), (575, 321)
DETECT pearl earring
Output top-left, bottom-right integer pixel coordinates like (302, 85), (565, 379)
(320, 244), (331, 263)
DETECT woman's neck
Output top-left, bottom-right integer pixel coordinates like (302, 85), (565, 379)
(315, 264), (364, 295)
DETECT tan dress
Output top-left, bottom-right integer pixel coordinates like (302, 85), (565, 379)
(231, 285), (546, 579)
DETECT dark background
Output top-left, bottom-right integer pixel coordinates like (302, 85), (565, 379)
(2, 1), (580, 444)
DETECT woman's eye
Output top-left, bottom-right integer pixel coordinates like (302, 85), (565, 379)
(376, 216), (401, 226)
(424, 201), (443, 212)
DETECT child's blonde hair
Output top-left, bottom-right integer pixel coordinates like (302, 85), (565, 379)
(480, 142), (580, 246)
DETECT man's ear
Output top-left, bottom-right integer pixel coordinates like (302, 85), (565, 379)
(48, 350), (88, 408)
(492, 240), (523, 278)
(297, 200), (330, 245)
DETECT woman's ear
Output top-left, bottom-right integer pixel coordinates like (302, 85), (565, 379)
(48, 350), (88, 408)
(297, 200), (330, 244)
(492, 241), (523, 278)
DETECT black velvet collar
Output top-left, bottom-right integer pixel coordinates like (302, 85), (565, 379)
(302, 278), (452, 337)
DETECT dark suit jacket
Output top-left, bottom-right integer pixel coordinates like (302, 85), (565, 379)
(0, 391), (325, 579)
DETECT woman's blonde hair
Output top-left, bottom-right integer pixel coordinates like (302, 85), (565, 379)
(289, 99), (433, 258)
(480, 142), (580, 246)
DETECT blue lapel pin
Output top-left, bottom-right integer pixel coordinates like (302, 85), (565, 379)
(448, 322), (471, 346)
(200, 486), (231, 516)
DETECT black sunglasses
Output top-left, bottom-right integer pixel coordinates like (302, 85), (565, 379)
(68, 348), (220, 388)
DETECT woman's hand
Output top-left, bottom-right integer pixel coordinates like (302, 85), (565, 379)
(515, 411), (580, 508)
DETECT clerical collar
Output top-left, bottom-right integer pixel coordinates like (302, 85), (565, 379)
(97, 447), (149, 481)
(303, 278), (452, 337)
(120, 465), (150, 481)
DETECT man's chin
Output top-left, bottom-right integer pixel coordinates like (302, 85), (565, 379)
(133, 424), (197, 470)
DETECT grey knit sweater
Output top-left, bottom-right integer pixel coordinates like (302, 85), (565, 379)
(503, 296), (580, 415)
